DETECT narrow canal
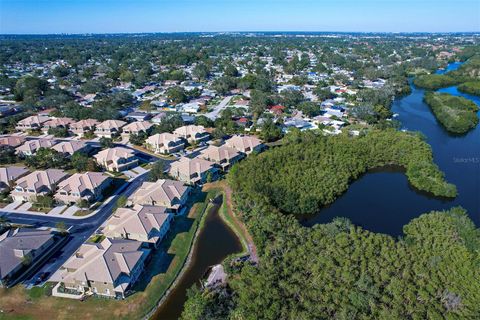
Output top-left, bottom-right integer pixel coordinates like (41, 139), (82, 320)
(305, 62), (480, 236)
(152, 196), (242, 320)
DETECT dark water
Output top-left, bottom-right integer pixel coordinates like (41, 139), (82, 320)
(152, 197), (242, 320)
(306, 62), (480, 236)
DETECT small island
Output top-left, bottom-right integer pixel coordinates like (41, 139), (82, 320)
(424, 92), (479, 134)
(413, 74), (458, 90)
(458, 81), (480, 97)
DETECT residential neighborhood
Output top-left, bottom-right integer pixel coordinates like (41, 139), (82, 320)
(0, 27), (478, 320)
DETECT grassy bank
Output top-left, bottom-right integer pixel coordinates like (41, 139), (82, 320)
(0, 189), (221, 320)
(424, 92), (479, 134)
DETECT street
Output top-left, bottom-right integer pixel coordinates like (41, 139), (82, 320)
(204, 95), (233, 120)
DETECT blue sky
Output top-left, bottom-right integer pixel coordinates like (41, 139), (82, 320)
(1, 0), (479, 34)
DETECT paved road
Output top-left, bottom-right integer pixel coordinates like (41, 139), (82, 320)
(204, 95), (233, 120)
(0, 171), (150, 286)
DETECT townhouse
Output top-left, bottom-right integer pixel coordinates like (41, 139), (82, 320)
(94, 120), (127, 138)
(15, 115), (49, 132)
(225, 134), (264, 155)
(54, 172), (111, 205)
(168, 156), (218, 185)
(52, 141), (90, 156)
(198, 145), (244, 171)
(94, 147), (138, 172)
(121, 121), (153, 138)
(129, 179), (190, 214)
(41, 117), (75, 132)
(103, 205), (173, 248)
(0, 136), (25, 148)
(57, 238), (150, 299)
(0, 228), (56, 287)
(11, 169), (69, 202)
(0, 166), (29, 192)
(145, 133), (185, 155)
(15, 139), (57, 157)
(69, 119), (100, 137)
(173, 125), (210, 143)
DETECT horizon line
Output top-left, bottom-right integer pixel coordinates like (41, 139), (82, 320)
(1, 30), (480, 36)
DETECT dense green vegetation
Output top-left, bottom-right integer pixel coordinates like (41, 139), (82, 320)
(413, 74), (458, 90)
(458, 81), (480, 96)
(424, 92), (479, 134)
(181, 131), (479, 320)
(230, 130), (456, 215)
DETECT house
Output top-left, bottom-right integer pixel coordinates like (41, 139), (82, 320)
(94, 120), (127, 138)
(15, 139), (57, 157)
(129, 179), (190, 214)
(179, 102), (201, 113)
(169, 157), (218, 184)
(0, 136), (25, 148)
(57, 238), (150, 299)
(269, 105), (286, 115)
(41, 117), (75, 132)
(52, 141), (90, 156)
(145, 133), (185, 155)
(198, 145), (244, 171)
(224, 135), (264, 155)
(94, 147), (138, 172)
(173, 125), (210, 143)
(70, 119), (100, 137)
(0, 228), (56, 287)
(151, 113), (167, 124)
(11, 169), (69, 202)
(15, 115), (49, 132)
(54, 172), (111, 205)
(121, 121), (153, 137)
(0, 166), (29, 192)
(125, 112), (152, 122)
(103, 205), (173, 248)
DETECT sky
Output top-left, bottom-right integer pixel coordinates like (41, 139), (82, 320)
(1, 0), (479, 34)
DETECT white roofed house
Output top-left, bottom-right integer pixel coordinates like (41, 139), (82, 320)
(225, 134), (264, 155)
(94, 147), (138, 172)
(145, 133), (185, 155)
(41, 117), (75, 133)
(94, 120), (127, 138)
(129, 179), (190, 215)
(54, 172), (111, 205)
(0, 166), (29, 192)
(11, 169), (69, 202)
(15, 139), (57, 157)
(69, 119), (100, 137)
(121, 121), (153, 138)
(198, 145), (244, 171)
(15, 115), (49, 132)
(169, 157), (218, 185)
(173, 125), (210, 144)
(52, 141), (90, 157)
(103, 205), (173, 248)
(57, 238), (150, 299)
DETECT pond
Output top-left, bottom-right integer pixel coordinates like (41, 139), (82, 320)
(305, 62), (480, 236)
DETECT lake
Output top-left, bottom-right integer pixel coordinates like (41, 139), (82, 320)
(305, 62), (480, 236)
